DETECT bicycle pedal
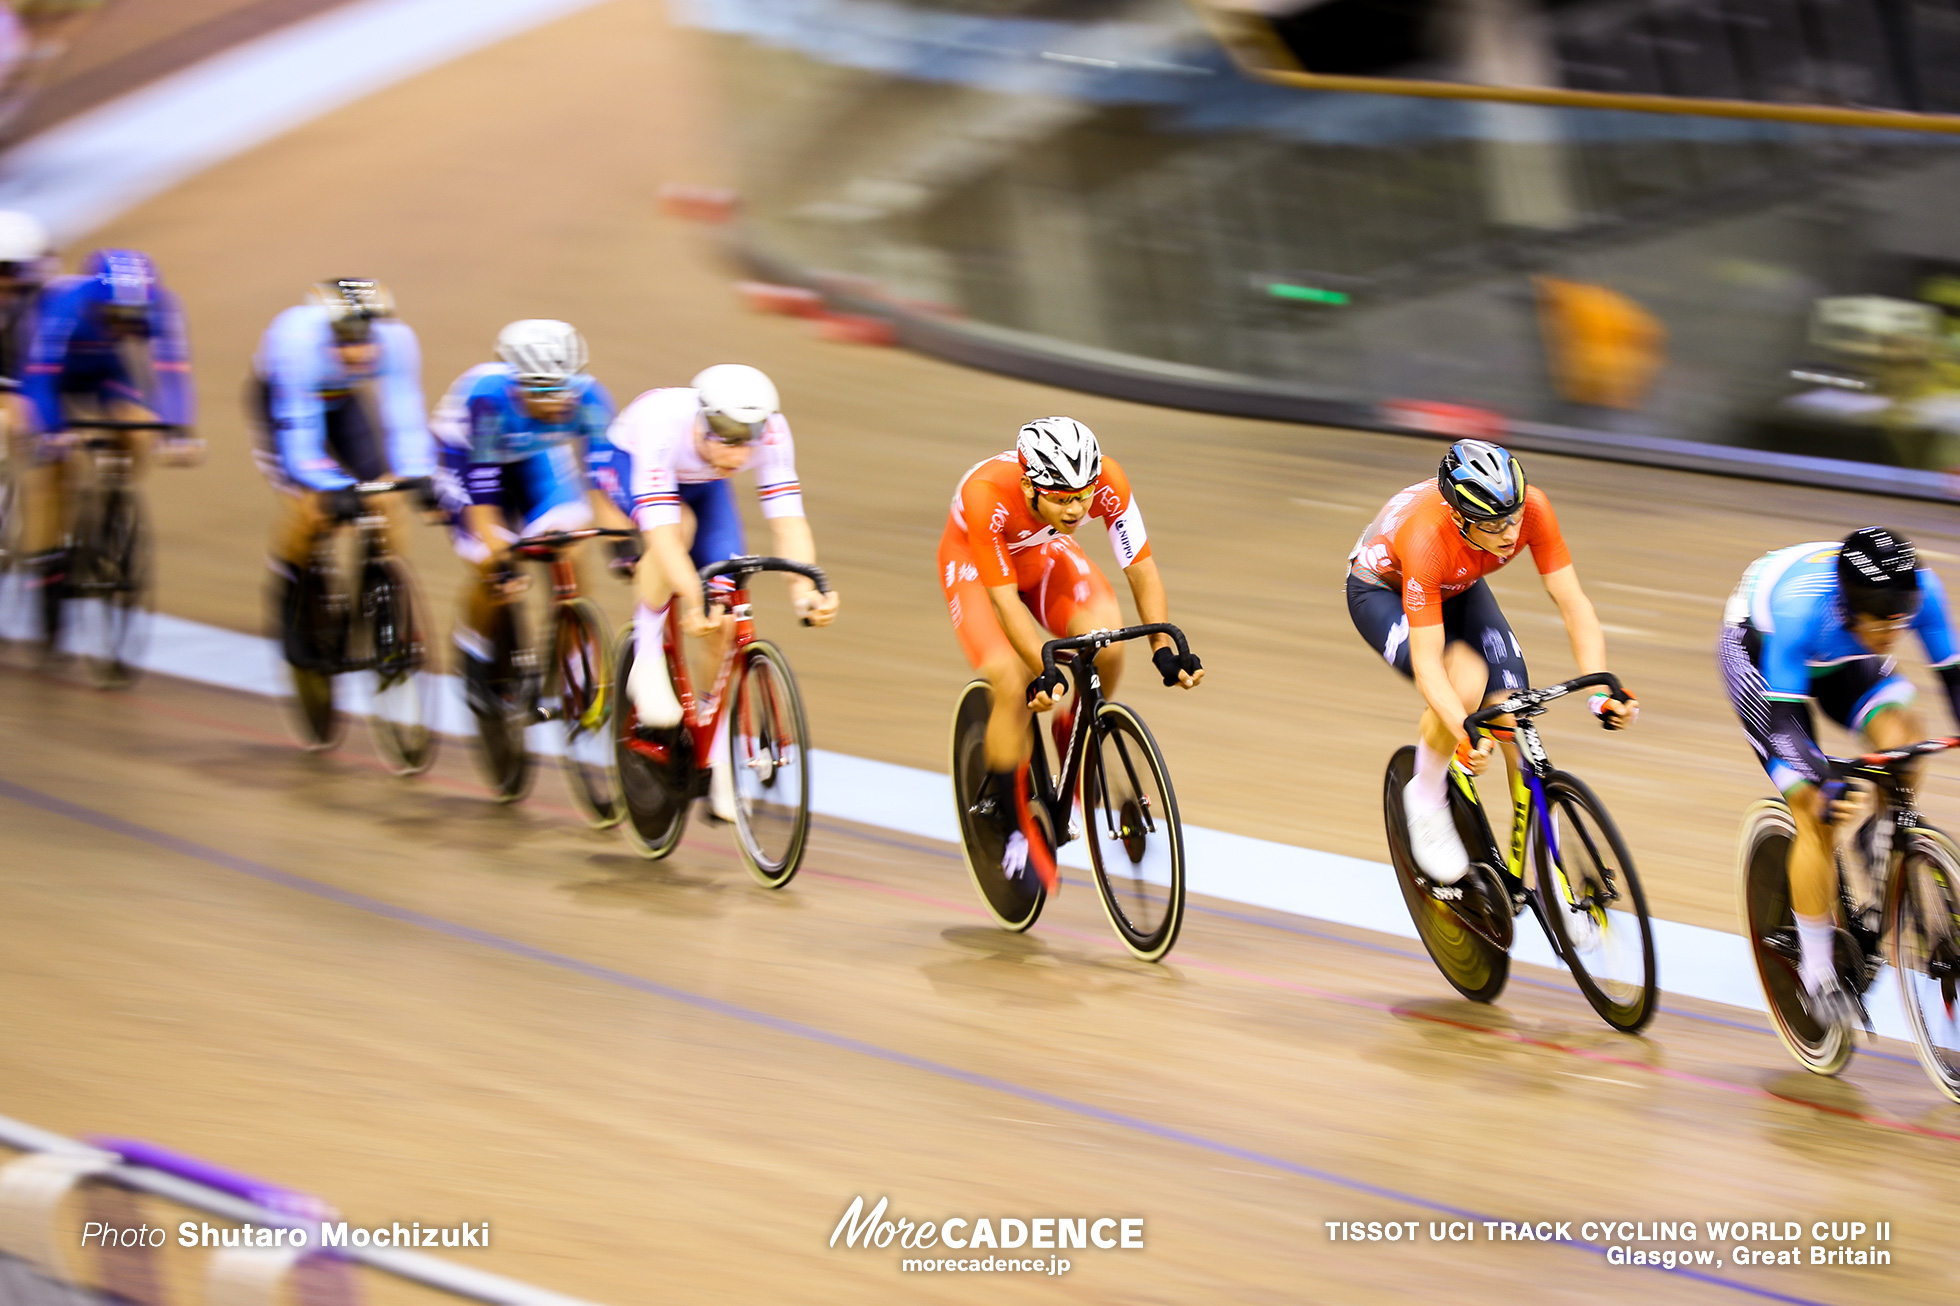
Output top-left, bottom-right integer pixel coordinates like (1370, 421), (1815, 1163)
(1425, 878), (1465, 903)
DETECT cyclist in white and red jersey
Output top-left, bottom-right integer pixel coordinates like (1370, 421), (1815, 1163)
(587, 364), (838, 819)
(1348, 440), (1634, 893)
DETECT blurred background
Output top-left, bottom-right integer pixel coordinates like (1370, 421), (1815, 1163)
(701, 0), (1960, 474)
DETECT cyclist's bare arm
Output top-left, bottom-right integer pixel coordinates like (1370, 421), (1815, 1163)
(1541, 564), (1633, 727)
(1122, 555), (1202, 688)
(463, 504), (509, 572)
(590, 488), (635, 533)
(767, 514), (839, 626)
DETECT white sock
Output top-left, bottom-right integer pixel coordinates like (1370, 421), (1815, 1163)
(1796, 912), (1837, 993)
(711, 706), (730, 771)
(1410, 740), (1450, 811)
(635, 602), (668, 670)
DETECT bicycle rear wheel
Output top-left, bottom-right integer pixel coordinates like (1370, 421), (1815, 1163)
(472, 602), (534, 803)
(1739, 799), (1854, 1076)
(84, 486), (151, 688)
(1384, 747), (1509, 1002)
(951, 678), (1044, 931)
(1534, 770), (1657, 1032)
(613, 628), (692, 858)
(1081, 700), (1185, 961)
(554, 597), (622, 829)
(1889, 827), (1960, 1102)
(357, 555), (435, 776)
(728, 639), (812, 887)
(286, 554), (344, 752)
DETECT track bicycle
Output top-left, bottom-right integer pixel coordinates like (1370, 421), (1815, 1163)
(40, 418), (196, 687)
(950, 623), (1196, 963)
(284, 478), (436, 776)
(1740, 737), (1960, 1100)
(614, 556), (827, 886)
(470, 527), (634, 823)
(1381, 671), (1657, 1032)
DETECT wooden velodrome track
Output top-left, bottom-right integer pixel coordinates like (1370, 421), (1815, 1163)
(5, 2), (1960, 1301)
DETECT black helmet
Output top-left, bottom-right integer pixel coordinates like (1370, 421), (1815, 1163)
(1438, 439), (1525, 522)
(1838, 526), (1921, 621)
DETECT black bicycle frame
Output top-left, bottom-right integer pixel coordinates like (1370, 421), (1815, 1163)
(1031, 623), (1191, 842)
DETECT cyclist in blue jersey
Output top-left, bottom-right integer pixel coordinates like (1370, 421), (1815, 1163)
(251, 279), (437, 670)
(431, 319), (624, 711)
(19, 247), (198, 644)
(0, 211), (49, 561)
(1721, 526), (1960, 1032)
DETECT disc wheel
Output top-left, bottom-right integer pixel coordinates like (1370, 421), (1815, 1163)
(554, 597), (622, 828)
(1081, 701), (1185, 962)
(83, 487), (152, 688)
(613, 627), (692, 858)
(728, 639), (811, 888)
(1889, 828), (1960, 1102)
(357, 555), (436, 776)
(1739, 799), (1853, 1076)
(1534, 770), (1657, 1032)
(951, 678), (1044, 931)
(1384, 746), (1509, 1002)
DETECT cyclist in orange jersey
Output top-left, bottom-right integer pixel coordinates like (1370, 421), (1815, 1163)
(941, 417), (1203, 882)
(1348, 439), (1635, 892)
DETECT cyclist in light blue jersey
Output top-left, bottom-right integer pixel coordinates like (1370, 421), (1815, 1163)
(1720, 527), (1960, 1031)
(251, 279), (437, 670)
(431, 319), (624, 711)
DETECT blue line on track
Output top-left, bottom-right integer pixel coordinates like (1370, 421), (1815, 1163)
(3, 777), (1838, 1306)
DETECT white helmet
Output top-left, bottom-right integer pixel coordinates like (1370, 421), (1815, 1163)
(693, 363), (779, 442)
(1017, 416), (1101, 491)
(0, 210), (48, 266)
(497, 319), (588, 387)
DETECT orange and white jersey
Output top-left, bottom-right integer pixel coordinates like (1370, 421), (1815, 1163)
(945, 451), (1150, 590)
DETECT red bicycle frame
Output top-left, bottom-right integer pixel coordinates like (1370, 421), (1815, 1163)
(622, 581), (753, 770)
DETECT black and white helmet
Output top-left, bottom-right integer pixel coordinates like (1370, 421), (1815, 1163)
(1017, 416), (1102, 491)
(496, 319), (588, 388)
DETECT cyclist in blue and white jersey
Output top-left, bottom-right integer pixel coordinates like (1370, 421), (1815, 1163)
(432, 319), (621, 711)
(1720, 527), (1960, 1030)
(20, 247), (198, 642)
(252, 279), (437, 670)
(586, 363), (839, 820)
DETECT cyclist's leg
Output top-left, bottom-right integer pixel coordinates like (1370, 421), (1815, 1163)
(1446, 579), (1531, 846)
(1722, 624), (1854, 1001)
(449, 459), (524, 704)
(680, 480), (745, 816)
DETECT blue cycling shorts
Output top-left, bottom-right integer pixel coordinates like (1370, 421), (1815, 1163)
(448, 444), (592, 564)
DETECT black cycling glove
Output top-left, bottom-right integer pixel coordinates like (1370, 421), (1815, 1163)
(609, 535), (643, 577)
(1026, 667), (1067, 706)
(1153, 645), (1202, 686)
(405, 475), (441, 513)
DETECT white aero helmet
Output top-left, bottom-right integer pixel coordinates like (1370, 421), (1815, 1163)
(1017, 416), (1102, 491)
(497, 319), (588, 388)
(693, 363), (779, 442)
(0, 210), (48, 266)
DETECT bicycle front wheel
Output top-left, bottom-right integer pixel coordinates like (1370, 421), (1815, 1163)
(1081, 700), (1185, 961)
(358, 555), (436, 776)
(613, 627), (692, 859)
(950, 678), (1044, 931)
(555, 597), (622, 829)
(86, 486), (151, 688)
(1534, 770), (1656, 1033)
(1383, 747), (1509, 1002)
(728, 639), (812, 888)
(472, 602), (534, 803)
(1890, 827), (1960, 1102)
(1738, 799), (1853, 1076)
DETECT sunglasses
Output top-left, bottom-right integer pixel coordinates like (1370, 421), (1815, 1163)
(1036, 486), (1096, 506)
(704, 411), (766, 445)
(1467, 511), (1522, 536)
